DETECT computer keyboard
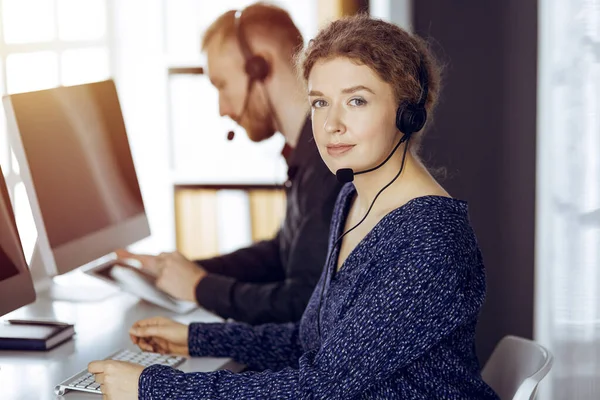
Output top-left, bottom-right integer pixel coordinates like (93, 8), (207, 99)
(54, 349), (186, 395)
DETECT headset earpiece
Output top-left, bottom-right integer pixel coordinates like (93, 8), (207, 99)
(395, 102), (427, 134)
(395, 60), (429, 135)
(244, 55), (270, 82)
(235, 10), (271, 82)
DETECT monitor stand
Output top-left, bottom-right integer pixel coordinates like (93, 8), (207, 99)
(30, 244), (119, 302)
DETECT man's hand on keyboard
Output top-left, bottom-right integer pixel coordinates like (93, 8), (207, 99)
(87, 360), (143, 400)
(129, 316), (190, 356)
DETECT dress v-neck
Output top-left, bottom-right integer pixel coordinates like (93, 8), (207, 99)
(326, 185), (457, 283)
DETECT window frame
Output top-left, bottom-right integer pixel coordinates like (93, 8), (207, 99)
(0, 0), (114, 258)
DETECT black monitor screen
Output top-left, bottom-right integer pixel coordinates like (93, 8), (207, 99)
(9, 81), (145, 248)
(0, 172), (21, 281)
(0, 247), (19, 281)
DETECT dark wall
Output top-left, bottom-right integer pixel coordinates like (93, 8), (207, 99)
(413, 1), (538, 363)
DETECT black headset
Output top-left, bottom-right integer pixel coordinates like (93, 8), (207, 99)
(317, 57), (430, 337)
(396, 60), (429, 138)
(234, 9), (270, 82)
(226, 9), (274, 141)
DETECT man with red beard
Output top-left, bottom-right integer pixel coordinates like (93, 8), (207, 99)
(119, 3), (342, 325)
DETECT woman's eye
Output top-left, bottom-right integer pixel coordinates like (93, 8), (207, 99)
(311, 99), (327, 108)
(349, 98), (366, 107)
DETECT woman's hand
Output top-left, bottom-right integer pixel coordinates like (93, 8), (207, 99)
(88, 360), (144, 400)
(129, 316), (190, 356)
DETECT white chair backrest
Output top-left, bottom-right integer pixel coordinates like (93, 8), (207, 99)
(481, 335), (553, 400)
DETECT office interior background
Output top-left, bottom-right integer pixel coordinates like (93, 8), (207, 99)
(0, 0), (598, 399)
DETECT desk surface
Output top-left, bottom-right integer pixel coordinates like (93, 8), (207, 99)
(0, 275), (236, 400)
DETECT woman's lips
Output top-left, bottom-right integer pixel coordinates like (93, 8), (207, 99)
(326, 144), (355, 157)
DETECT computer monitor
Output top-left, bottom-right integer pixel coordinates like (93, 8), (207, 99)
(0, 165), (36, 316)
(2, 80), (150, 277)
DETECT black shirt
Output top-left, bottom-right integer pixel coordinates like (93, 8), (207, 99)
(194, 118), (343, 324)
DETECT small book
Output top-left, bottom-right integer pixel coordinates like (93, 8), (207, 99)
(0, 319), (75, 351)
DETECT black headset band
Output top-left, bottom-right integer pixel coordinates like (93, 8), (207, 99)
(234, 10), (253, 62)
(416, 58), (429, 108)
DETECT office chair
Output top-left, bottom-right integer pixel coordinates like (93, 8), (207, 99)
(482, 335), (554, 400)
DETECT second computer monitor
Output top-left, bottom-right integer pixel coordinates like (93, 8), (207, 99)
(3, 80), (150, 276)
(0, 165), (36, 316)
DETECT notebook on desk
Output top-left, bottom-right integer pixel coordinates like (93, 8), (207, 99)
(0, 320), (75, 351)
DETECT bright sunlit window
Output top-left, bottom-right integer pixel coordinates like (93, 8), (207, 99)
(6, 51), (59, 93)
(2, 0), (55, 44)
(61, 47), (110, 85)
(0, 0), (112, 262)
(57, 0), (106, 41)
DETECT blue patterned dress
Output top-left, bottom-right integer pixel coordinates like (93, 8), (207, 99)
(139, 183), (499, 399)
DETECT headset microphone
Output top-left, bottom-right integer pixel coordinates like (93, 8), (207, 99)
(335, 168), (354, 184)
(335, 135), (408, 183)
(226, 8), (275, 142)
(225, 78), (253, 141)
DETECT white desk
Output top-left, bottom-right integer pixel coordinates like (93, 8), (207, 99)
(0, 278), (239, 400)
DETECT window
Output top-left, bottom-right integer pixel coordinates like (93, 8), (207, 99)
(536, 0), (600, 398)
(0, 0), (112, 261)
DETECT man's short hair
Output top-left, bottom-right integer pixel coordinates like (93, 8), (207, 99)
(202, 2), (304, 63)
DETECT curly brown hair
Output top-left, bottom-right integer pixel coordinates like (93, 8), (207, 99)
(297, 14), (442, 136)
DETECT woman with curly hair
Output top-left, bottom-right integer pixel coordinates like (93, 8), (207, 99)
(90, 14), (499, 400)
